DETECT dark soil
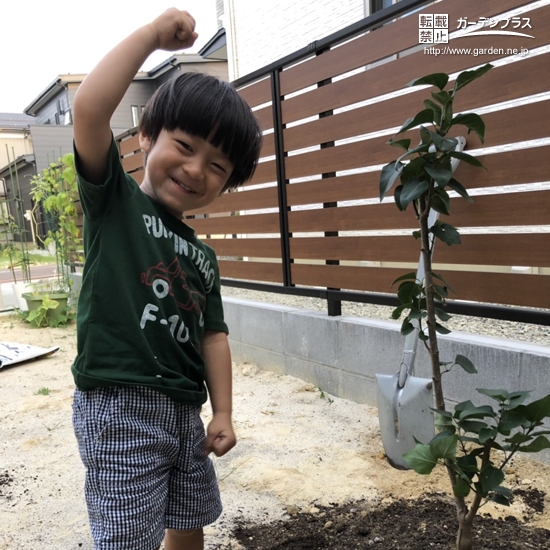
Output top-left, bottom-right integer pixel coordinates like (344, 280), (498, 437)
(229, 492), (550, 550)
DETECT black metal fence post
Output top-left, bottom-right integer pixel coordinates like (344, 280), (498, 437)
(317, 47), (342, 316)
(271, 69), (293, 287)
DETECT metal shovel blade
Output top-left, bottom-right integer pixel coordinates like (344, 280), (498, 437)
(376, 372), (434, 469)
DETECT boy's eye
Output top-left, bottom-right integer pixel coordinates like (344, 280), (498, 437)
(212, 163), (227, 173)
(176, 140), (192, 151)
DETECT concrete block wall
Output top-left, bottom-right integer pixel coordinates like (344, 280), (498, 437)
(223, 296), (550, 464)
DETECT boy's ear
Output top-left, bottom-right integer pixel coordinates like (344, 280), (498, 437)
(139, 132), (152, 153)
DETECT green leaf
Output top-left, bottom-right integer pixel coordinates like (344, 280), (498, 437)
(457, 405), (495, 421)
(401, 319), (415, 336)
(421, 127), (444, 150)
(435, 322), (451, 335)
(440, 137), (459, 153)
(425, 165), (452, 187)
(397, 281), (420, 303)
(479, 464), (505, 495)
(490, 492), (511, 507)
(393, 185), (405, 211)
(431, 188), (451, 216)
(518, 436), (550, 453)
(453, 478), (471, 498)
(432, 90), (452, 106)
(408, 73), (449, 91)
(431, 221), (461, 246)
(391, 303), (411, 319)
(504, 432), (533, 445)
(507, 391), (532, 409)
(397, 109), (436, 135)
(412, 230), (421, 240)
(448, 151), (485, 168)
(479, 427), (498, 444)
(402, 444), (438, 474)
(433, 285), (449, 299)
(494, 485), (513, 499)
(380, 161), (404, 201)
(398, 179), (430, 208)
(432, 272), (455, 292)
(430, 434), (458, 460)
(423, 99), (442, 123)
(477, 389), (512, 402)
(459, 420), (488, 434)
(399, 156), (427, 184)
(450, 113), (486, 143)
(457, 454), (478, 475)
(389, 138), (412, 151)
(454, 355), (477, 374)
(453, 64), (493, 94)
(499, 410), (528, 434)
(516, 395), (550, 423)
(435, 308), (452, 322)
(447, 178), (473, 202)
(392, 272), (417, 286)
(435, 413), (455, 432)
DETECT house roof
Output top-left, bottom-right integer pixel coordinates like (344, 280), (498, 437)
(198, 27), (227, 60)
(23, 74), (88, 116)
(23, 29), (227, 117)
(146, 52), (223, 78)
(0, 113), (35, 131)
(0, 154), (35, 179)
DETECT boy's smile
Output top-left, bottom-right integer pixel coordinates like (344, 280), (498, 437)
(139, 129), (234, 219)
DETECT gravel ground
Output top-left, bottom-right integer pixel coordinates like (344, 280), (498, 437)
(221, 286), (550, 347)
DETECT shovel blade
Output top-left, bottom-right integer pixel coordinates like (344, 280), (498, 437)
(376, 373), (434, 469)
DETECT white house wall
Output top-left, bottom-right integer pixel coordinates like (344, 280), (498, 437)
(0, 135), (33, 169)
(29, 125), (75, 174)
(224, 0), (368, 80)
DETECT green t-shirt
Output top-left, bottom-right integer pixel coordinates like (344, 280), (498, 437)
(71, 139), (228, 405)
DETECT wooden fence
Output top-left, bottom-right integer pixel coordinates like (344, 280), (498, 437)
(116, 0), (550, 325)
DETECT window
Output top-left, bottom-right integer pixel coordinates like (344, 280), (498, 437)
(131, 105), (145, 128)
(55, 113), (60, 125)
(371, 0), (395, 12)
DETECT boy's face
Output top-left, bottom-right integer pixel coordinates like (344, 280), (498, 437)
(139, 129), (234, 219)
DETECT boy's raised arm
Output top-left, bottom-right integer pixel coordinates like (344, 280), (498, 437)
(73, 9), (198, 185)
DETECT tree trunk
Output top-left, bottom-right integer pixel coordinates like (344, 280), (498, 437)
(419, 210), (445, 411)
(456, 514), (473, 550)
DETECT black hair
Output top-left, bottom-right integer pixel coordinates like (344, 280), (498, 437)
(139, 72), (262, 191)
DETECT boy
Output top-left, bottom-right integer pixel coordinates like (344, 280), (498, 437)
(71, 8), (262, 550)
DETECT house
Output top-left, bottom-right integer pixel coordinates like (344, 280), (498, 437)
(0, 45), (228, 245)
(217, 0), (387, 80)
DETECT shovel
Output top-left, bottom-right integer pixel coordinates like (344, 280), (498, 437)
(376, 137), (466, 469)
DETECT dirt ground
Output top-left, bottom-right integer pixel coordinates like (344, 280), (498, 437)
(1, 315), (550, 549)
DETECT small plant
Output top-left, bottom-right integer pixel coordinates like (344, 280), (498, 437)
(36, 387), (51, 396)
(379, 63), (550, 550)
(23, 295), (74, 328)
(318, 387), (334, 404)
(30, 153), (82, 293)
(0, 218), (33, 284)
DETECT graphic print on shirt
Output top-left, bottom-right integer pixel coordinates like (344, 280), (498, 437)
(141, 257), (206, 317)
(139, 214), (216, 344)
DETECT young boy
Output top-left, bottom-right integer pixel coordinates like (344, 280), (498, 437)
(71, 8), (262, 550)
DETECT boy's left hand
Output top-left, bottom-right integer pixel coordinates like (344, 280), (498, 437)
(205, 413), (236, 456)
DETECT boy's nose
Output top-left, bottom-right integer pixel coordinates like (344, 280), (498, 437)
(184, 159), (205, 181)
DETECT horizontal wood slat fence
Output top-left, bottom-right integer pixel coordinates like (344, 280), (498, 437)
(116, 0), (550, 325)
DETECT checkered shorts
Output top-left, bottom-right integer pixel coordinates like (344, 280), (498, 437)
(72, 386), (222, 550)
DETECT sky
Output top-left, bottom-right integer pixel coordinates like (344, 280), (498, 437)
(0, 0), (219, 114)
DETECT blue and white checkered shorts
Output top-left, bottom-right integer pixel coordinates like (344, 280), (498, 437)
(72, 386), (222, 550)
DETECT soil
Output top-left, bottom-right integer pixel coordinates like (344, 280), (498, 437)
(1, 315), (550, 550)
(229, 496), (550, 549)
